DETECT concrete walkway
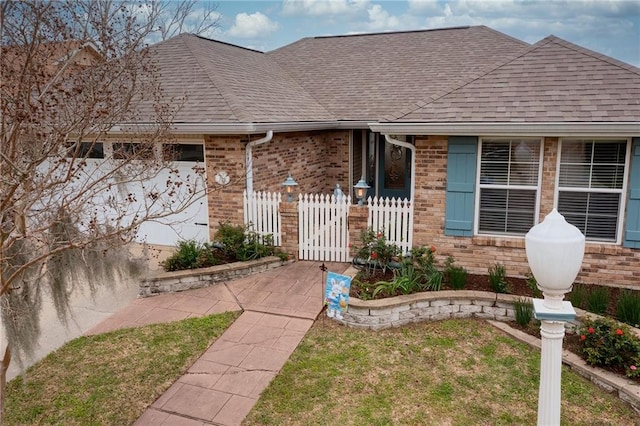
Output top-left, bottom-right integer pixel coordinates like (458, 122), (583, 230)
(86, 260), (348, 426)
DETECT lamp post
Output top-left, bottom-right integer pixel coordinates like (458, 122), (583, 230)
(282, 174), (298, 202)
(354, 177), (370, 206)
(525, 209), (585, 426)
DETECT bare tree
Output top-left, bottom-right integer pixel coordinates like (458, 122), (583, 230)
(154, 0), (220, 41)
(0, 0), (219, 419)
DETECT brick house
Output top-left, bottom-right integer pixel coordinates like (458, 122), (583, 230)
(133, 25), (640, 287)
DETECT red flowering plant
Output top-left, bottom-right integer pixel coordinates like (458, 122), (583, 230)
(578, 317), (640, 380)
(352, 227), (401, 275)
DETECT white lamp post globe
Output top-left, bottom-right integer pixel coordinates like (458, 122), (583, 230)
(525, 209), (585, 309)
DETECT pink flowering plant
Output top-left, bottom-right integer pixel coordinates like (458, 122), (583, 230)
(578, 317), (640, 379)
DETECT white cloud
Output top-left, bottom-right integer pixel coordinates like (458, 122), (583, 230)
(407, 0), (441, 14)
(282, 0), (370, 16)
(228, 12), (279, 38)
(365, 4), (401, 30)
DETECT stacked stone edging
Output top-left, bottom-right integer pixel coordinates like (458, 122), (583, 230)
(139, 256), (290, 297)
(340, 290), (524, 330)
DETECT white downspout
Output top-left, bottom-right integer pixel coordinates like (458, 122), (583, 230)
(246, 130), (273, 194)
(384, 134), (416, 202)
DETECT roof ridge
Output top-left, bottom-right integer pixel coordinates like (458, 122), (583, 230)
(183, 34), (254, 123)
(312, 25), (472, 40)
(543, 35), (640, 76)
(383, 37), (547, 122)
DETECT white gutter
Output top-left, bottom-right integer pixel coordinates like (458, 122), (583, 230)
(246, 131), (273, 194)
(369, 122), (640, 137)
(384, 134), (416, 203)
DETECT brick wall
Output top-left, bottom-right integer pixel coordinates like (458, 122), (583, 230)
(203, 130), (639, 288)
(409, 135), (640, 288)
(205, 130), (350, 236)
(251, 130), (350, 195)
(204, 134), (246, 238)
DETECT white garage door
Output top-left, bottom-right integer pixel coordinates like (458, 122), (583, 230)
(135, 143), (209, 246)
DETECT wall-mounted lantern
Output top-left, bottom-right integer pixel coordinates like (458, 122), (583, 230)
(354, 177), (370, 206)
(282, 174), (298, 202)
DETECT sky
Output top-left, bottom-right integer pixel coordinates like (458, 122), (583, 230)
(183, 0), (640, 67)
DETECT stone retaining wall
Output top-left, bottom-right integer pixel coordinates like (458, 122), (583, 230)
(339, 290), (523, 330)
(139, 256), (290, 297)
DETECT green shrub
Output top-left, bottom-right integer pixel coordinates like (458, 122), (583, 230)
(488, 263), (509, 294)
(373, 260), (422, 297)
(215, 221), (246, 257)
(444, 256), (467, 290)
(423, 266), (444, 291)
(578, 318), (640, 379)
(162, 240), (216, 272)
(587, 286), (610, 315)
(513, 298), (534, 327)
(525, 271), (542, 298)
(617, 290), (640, 327)
(568, 284), (588, 310)
(236, 231), (274, 261)
(214, 222), (275, 261)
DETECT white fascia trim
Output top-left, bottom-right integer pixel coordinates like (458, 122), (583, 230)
(110, 121), (375, 135)
(111, 121), (349, 135)
(368, 122), (640, 137)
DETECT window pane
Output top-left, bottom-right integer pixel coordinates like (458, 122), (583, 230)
(65, 142), (104, 159)
(558, 164), (590, 187)
(481, 139), (539, 186)
(113, 143), (155, 160)
(163, 144), (204, 162)
(558, 140), (627, 242)
(558, 191), (620, 242)
(479, 188), (536, 235)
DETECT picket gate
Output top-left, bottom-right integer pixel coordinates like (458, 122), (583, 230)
(367, 196), (414, 255)
(243, 190), (281, 246)
(298, 193), (351, 262)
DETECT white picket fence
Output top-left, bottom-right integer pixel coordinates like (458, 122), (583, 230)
(243, 190), (281, 246)
(298, 193), (351, 262)
(243, 190), (413, 261)
(367, 196), (414, 255)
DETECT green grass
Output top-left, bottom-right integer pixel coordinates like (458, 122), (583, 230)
(244, 318), (640, 426)
(5, 311), (239, 425)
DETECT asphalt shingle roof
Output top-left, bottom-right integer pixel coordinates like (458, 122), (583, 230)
(267, 26), (529, 121)
(143, 27), (640, 126)
(394, 36), (640, 123)
(147, 34), (335, 124)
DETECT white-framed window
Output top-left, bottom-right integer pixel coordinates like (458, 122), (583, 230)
(475, 138), (543, 236)
(556, 139), (629, 243)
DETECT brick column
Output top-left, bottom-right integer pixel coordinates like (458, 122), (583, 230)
(280, 201), (299, 260)
(348, 205), (369, 258)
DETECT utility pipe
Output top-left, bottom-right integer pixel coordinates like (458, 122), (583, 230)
(384, 134), (416, 202)
(246, 130), (273, 194)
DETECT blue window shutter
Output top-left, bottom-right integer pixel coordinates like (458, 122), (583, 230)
(624, 137), (640, 248)
(445, 136), (478, 236)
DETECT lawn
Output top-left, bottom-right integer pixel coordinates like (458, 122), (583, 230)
(244, 318), (640, 425)
(4, 311), (239, 425)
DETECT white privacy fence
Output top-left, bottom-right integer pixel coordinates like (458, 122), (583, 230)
(367, 196), (414, 255)
(243, 190), (413, 261)
(243, 190), (282, 246)
(298, 193), (351, 262)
